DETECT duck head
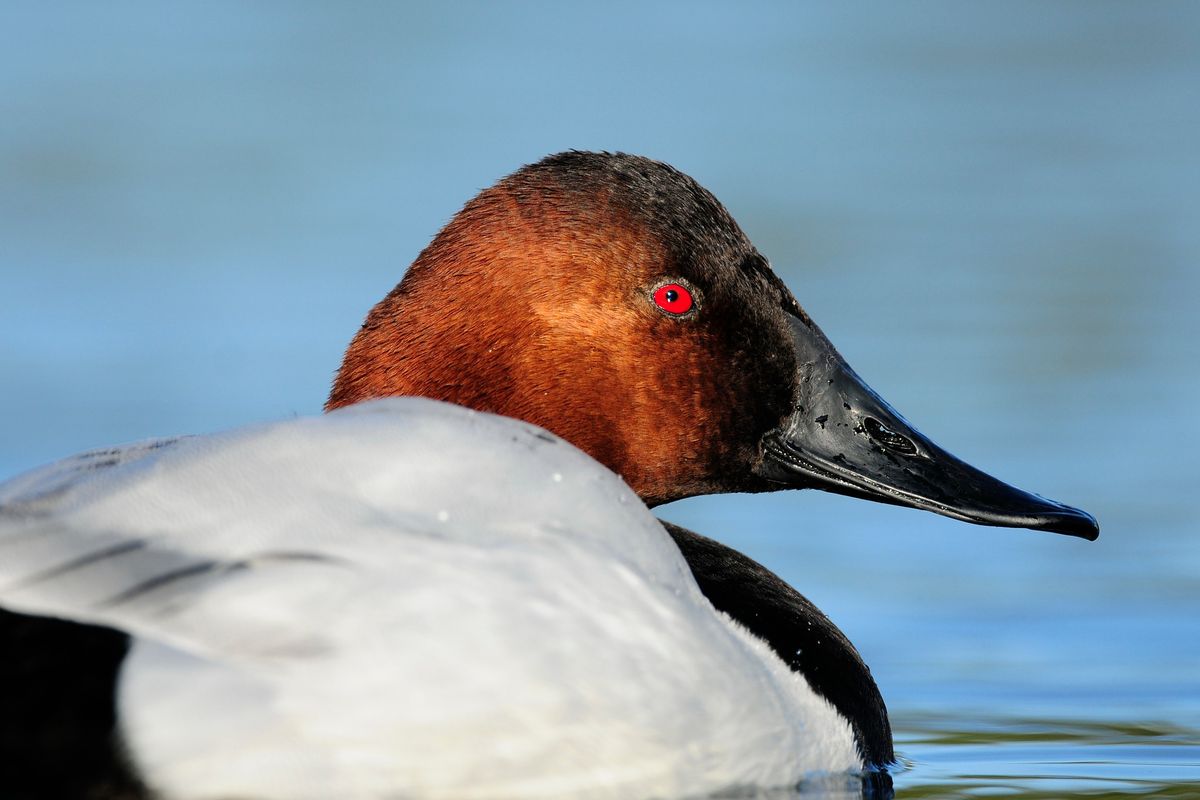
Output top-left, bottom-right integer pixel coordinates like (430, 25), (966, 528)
(328, 151), (1097, 540)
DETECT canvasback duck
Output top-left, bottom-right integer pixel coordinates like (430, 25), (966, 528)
(0, 152), (1098, 800)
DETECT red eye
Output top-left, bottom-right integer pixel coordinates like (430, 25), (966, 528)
(653, 283), (694, 315)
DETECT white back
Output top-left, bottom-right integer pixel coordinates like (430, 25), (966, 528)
(0, 398), (858, 799)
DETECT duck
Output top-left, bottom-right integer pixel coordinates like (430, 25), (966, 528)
(0, 151), (1099, 800)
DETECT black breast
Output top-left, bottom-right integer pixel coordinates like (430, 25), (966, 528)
(662, 521), (895, 771)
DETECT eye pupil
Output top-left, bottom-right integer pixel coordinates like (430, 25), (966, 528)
(652, 283), (694, 316)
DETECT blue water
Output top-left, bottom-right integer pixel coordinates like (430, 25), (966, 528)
(2, 2), (1197, 796)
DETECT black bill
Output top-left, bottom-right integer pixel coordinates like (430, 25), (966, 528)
(755, 314), (1099, 540)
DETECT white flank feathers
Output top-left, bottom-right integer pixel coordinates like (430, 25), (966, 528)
(0, 398), (858, 799)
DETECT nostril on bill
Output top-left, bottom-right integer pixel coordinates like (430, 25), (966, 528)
(863, 417), (918, 456)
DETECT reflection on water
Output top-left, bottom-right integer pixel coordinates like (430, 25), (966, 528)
(742, 717), (1200, 799)
(1, 2), (1198, 797)
(896, 716), (1200, 799)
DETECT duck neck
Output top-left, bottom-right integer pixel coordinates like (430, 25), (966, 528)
(324, 234), (746, 506)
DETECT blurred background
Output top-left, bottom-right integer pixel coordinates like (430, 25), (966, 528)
(2, 2), (1197, 796)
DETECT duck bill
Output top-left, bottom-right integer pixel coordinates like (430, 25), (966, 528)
(755, 314), (1099, 540)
